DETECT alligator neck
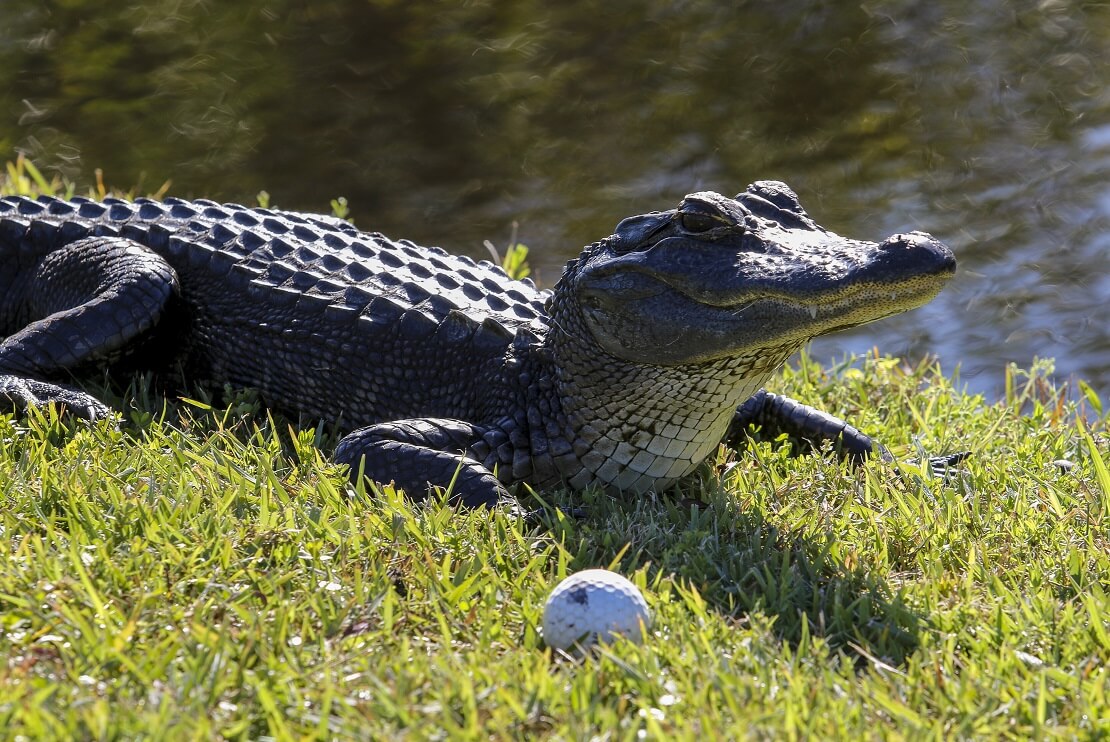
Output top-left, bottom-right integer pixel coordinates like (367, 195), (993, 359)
(537, 293), (785, 494)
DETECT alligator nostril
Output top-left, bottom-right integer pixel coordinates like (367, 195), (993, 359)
(880, 233), (922, 250)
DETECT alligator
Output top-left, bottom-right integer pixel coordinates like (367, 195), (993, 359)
(0, 182), (957, 508)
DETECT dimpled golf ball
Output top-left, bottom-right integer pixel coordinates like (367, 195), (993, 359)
(542, 569), (651, 649)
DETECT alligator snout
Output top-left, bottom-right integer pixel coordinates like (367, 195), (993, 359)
(873, 231), (957, 279)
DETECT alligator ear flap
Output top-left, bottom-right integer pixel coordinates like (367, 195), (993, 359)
(612, 212), (672, 248)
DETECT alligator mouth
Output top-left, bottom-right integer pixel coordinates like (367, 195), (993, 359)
(576, 230), (956, 366)
(740, 282), (948, 340)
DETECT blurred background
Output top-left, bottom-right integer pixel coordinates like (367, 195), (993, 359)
(2, 0), (1107, 398)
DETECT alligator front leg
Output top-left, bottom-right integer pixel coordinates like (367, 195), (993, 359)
(0, 236), (179, 419)
(727, 389), (874, 461)
(727, 389), (969, 474)
(335, 418), (515, 509)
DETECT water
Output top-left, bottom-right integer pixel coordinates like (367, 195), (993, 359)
(3, 0), (1107, 398)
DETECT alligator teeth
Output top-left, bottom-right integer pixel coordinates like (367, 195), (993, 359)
(808, 305), (818, 319)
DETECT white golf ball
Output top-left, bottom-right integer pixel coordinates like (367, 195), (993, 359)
(542, 569), (651, 650)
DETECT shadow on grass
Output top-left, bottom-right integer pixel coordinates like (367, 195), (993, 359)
(529, 475), (925, 669)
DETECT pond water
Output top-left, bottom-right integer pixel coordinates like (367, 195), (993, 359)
(3, 0), (1108, 398)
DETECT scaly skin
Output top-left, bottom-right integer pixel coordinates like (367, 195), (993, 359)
(0, 182), (957, 507)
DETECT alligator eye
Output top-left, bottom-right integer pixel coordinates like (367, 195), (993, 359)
(678, 211), (720, 233)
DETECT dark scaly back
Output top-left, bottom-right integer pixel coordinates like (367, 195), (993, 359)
(0, 195), (552, 426)
(0, 195), (551, 327)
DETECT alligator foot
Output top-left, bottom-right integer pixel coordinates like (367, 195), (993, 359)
(0, 374), (110, 421)
(879, 446), (971, 479)
(335, 417), (516, 509)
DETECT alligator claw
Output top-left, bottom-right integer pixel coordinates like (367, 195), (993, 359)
(922, 450), (971, 478)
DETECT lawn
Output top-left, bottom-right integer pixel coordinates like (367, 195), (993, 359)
(1, 159), (1108, 739)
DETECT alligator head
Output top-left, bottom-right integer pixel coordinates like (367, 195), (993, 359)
(557, 180), (956, 366)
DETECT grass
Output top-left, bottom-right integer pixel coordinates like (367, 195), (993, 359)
(2, 159), (1109, 738)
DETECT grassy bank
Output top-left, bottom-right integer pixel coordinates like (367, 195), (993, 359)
(2, 161), (1108, 738)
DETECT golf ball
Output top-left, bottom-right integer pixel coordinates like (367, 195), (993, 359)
(542, 569), (651, 649)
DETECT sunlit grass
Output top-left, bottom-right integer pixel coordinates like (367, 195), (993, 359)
(2, 160), (1108, 738)
(0, 355), (1106, 739)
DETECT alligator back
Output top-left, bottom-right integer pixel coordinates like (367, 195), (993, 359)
(0, 195), (549, 426)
